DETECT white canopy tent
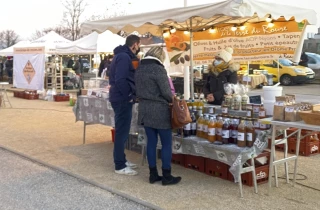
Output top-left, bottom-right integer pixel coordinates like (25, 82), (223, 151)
(0, 40), (30, 56)
(26, 31), (71, 54)
(55, 30), (125, 54)
(81, 0), (317, 99)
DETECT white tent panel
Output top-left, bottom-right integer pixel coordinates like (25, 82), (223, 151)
(96, 30), (125, 53)
(27, 31), (71, 54)
(0, 41), (30, 56)
(81, 0), (317, 35)
(56, 32), (99, 54)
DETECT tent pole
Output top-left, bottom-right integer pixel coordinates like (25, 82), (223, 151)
(183, 0), (190, 100)
(190, 18), (194, 100)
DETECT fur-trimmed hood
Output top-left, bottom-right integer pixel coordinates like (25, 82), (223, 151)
(207, 62), (240, 75)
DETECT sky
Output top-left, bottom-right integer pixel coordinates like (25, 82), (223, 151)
(1, 0), (319, 40)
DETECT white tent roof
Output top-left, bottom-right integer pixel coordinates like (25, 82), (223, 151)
(0, 40), (30, 56)
(81, 0), (317, 35)
(56, 30), (125, 54)
(56, 32), (99, 54)
(20, 31), (71, 54)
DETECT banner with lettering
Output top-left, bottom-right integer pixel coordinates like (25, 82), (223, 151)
(164, 20), (304, 66)
(13, 47), (45, 90)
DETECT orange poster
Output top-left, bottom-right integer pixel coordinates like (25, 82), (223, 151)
(164, 20), (304, 66)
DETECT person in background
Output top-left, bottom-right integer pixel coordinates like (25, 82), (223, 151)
(135, 46), (181, 185)
(105, 54), (114, 77)
(4, 56), (13, 82)
(67, 57), (74, 68)
(299, 52), (309, 67)
(98, 56), (108, 77)
(108, 34), (141, 175)
(0, 60), (3, 80)
(203, 47), (239, 105)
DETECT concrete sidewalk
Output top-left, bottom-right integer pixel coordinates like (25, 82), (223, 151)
(1, 93), (320, 210)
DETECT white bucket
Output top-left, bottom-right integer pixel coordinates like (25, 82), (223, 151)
(263, 100), (275, 116)
(263, 86), (283, 101)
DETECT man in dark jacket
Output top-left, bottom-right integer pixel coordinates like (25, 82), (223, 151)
(299, 52), (309, 67)
(203, 48), (239, 105)
(109, 34), (141, 175)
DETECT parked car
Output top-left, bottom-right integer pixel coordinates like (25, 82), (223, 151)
(306, 52), (320, 70)
(240, 59), (315, 85)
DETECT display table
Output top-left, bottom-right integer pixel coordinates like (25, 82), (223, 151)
(73, 96), (139, 143)
(259, 118), (320, 194)
(239, 74), (267, 88)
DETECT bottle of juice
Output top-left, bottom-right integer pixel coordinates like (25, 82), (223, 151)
(187, 98), (193, 112)
(222, 119), (230, 144)
(202, 114), (209, 139)
(207, 117), (216, 143)
(237, 119), (247, 147)
(216, 116), (223, 142)
(197, 99), (204, 117)
(196, 114), (204, 138)
(246, 119), (255, 147)
(259, 105), (266, 119)
(190, 112), (197, 136)
(229, 119), (238, 144)
(192, 100), (198, 116)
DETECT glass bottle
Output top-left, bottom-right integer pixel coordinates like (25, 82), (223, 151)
(190, 112), (197, 136)
(202, 114), (209, 139)
(196, 114), (204, 138)
(222, 119), (230, 144)
(229, 119), (238, 144)
(221, 102), (229, 117)
(237, 119), (247, 147)
(246, 119), (255, 147)
(192, 99), (197, 116)
(216, 116), (224, 142)
(259, 105), (266, 119)
(207, 116), (217, 143)
(187, 98), (193, 112)
(198, 98), (204, 117)
(183, 121), (191, 137)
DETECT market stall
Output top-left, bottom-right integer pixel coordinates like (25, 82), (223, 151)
(81, 0), (317, 99)
(13, 31), (71, 91)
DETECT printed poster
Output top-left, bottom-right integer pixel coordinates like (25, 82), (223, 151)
(164, 20), (305, 66)
(13, 47), (45, 90)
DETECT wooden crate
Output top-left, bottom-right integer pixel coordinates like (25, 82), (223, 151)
(227, 165), (269, 186)
(24, 93), (39, 100)
(184, 155), (206, 173)
(171, 154), (185, 166)
(54, 94), (70, 102)
(205, 158), (229, 180)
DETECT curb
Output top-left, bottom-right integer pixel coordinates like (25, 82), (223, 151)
(0, 145), (163, 210)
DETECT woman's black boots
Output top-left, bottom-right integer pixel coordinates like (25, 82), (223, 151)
(162, 168), (181, 186)
(149, 167), (162, 184)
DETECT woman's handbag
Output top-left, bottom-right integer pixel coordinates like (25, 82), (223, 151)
(171, 97), (192, 129)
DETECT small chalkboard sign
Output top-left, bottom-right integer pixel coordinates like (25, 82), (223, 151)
(249, 95), (262, 104)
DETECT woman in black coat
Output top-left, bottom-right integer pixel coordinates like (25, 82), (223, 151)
(203, 47), (240, 105)
(135, 46), (181, 186)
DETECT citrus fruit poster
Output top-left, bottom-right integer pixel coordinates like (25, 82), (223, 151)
(164, 20), (304, 66)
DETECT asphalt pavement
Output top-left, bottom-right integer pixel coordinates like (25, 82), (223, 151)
(0, 148), (151, 210)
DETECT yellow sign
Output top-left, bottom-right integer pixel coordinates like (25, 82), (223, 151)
(23, 61), (36, 84)
(164, 21), (304, 66)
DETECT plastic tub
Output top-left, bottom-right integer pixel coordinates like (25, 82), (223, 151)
(263, 100), (275, 116)
(263, 86), (283, 101)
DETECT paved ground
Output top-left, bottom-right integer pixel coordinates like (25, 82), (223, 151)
(0, 148), (150, 210)
(1, 84), (320, 210)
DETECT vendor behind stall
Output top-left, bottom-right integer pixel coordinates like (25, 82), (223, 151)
(203, 47), (240, 105)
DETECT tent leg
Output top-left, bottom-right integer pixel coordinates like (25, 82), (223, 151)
(189, 18), (194, 100)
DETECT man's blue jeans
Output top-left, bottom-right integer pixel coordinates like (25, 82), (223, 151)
(111, 101), (133, 170)
(144, 127), (172, 170)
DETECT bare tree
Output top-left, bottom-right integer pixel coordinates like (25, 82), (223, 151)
(0, 30), (19, 49)
(62, 0), (87, 41)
